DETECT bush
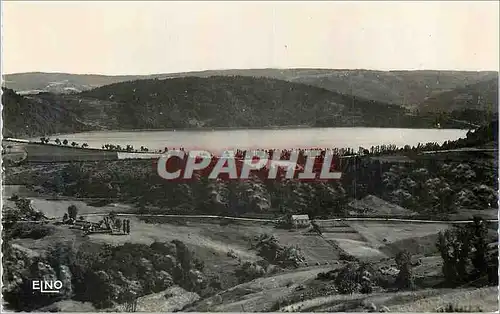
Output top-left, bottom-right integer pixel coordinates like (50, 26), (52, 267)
(7, 223), (54, 239)
(436, 217), (494, 286)
(41, 240), (205, 309)
(334, 263), (361, 294)
(339, 252), (358, 261)
(235, 261), (266, 283)
(436, 228), (471, 285)
(251, 234), (305, 268)
(316, 269), (338, 281)
(67, 205), (78, 220)
(395, 250), (414, 290)
(437, 304), (483, 312)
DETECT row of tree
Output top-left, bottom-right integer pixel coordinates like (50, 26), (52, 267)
(101, 144), (151, 152)
(39, 137), (89, 148)
(38, 137), (155, 153)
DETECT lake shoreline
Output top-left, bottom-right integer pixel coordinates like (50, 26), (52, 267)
(15, 127), (468, 155)
(48, 125), (464, 137)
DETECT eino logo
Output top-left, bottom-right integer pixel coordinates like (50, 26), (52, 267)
(32, 280), (63, 294)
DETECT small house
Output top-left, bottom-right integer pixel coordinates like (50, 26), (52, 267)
(288, 214), (311, 228)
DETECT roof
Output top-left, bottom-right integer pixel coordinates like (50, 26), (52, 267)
(291, 214), (310, 220)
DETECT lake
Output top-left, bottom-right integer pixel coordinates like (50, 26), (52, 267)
(48, 127), (467, 152)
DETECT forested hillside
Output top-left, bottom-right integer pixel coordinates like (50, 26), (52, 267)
(1, 88), (91, 138)
(420, 78), (498, 113)
(5, 69), (497, 107)
(1, 76), (484, 138)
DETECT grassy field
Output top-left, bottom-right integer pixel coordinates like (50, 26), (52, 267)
(29, 198), (135, 219)
(347, 195), (416, 217)
(277, 287), (495, 312)
(334, 239), (388, 260)
(7, 195), (496, 312)
(112, 286), (200, 312)
(388, 286), (498, 312)
(185, 266), (333, 312)
(311, 220), (449, 260)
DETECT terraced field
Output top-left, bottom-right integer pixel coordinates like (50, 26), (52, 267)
(274, 231), (341, 264)
(313, 220), (386, 260)
(347, 221), (450, 247)
(312, 220), (453, 260)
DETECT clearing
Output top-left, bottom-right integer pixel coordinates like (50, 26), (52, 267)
(185, 266), (333, 312)
(347, 195), (416, 217)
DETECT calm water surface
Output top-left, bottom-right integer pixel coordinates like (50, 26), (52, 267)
(50, 128), (467, 152)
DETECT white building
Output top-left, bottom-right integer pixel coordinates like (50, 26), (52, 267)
(288, 214), (311, 228)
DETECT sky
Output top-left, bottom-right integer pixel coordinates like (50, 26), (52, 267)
(2, 1), (499, 75)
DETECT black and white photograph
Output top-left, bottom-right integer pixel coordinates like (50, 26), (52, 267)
(1, 1), (499, 312)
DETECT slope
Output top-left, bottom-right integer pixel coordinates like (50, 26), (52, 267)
(4, 69), (498, 106)
(1, 88), (91, 138)
(3, 72), (161, 95)
(1, 76), (472, 138)
(78, 75), (439, 130)
(420, 78), (498, 112)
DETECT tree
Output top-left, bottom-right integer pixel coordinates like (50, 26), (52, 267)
(67, 205), (78, 220)
(470, 216), (488, 277)
(395, 250), (414, 290)
(235, 261), (266, 283)
(115, 218), (122, 231)
(436, 227), (472, 285)
(62, 139), (69, 145)
(55, 138), (61, 145)
(82, 143), (89, 148)
(334, 263), (360, 294)
(71, 142), (78, 147)
(172, 239), (192, 273)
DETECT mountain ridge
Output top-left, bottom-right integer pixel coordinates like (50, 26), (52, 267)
(2, 75), (477, 138)
(4, 69), (498, 108)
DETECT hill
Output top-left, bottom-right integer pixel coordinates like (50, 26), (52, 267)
(2, 72), (160, 95)
(420, 78), (498, 113)
(1, 76), (482, 138)
(77, 75), (419, 130)
(1, 88), (91, 138)
(4, 69), (497, 106)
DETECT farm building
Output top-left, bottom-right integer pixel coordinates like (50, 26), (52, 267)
(286, 214), (311, 228)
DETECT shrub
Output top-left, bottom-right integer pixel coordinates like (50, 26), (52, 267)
(395, 250), (414, 290)
(437, 304), (483, 312)
(436, 217), (493, 286)
(67, 205), (78, 220)
(251, 234), (305, 267)
(316, 269), (338, 281)
(235, 261), (266, 283)
(334, 263), (361, 294)
(42, 240), (205, 309)
(7, 223), (54, 239)
(436, 228), (471, 285)
(339, 252), (358, 262)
